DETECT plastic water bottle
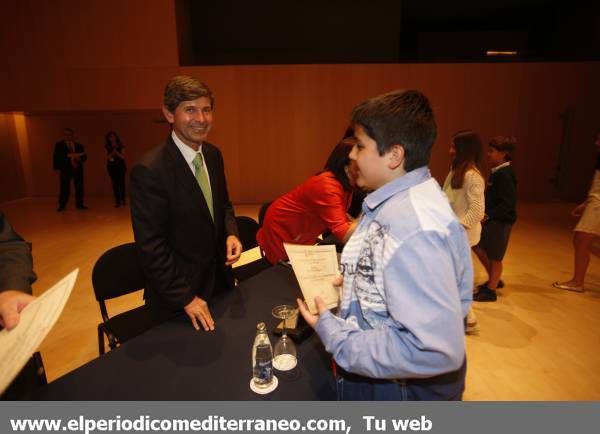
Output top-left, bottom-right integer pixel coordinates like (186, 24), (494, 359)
(252, 322), (273, 387)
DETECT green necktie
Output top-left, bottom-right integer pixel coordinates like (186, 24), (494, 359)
(192, 152), (214, 221)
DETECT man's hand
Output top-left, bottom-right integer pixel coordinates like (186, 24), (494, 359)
(225, 235), (242, 265)
(184, 296), (215, 331)
(297, 296), (329, 329)
(0, 290), (35, 331)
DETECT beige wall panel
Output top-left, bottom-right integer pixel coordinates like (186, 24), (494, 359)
(3, 59), (600, 203)
(408, 63), (522, 183)
(0, 114), (27, 202)
(515, 63), (600, 201)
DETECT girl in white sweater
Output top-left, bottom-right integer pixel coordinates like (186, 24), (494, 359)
(443, 130), (485, 331)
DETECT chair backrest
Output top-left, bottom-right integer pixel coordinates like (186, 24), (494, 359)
(235, 216), (260, 252)
(258, 201), (272, 228)
(92, 242), (146, 303)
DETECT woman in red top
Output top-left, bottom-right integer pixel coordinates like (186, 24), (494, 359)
(257, 138), (359, 264)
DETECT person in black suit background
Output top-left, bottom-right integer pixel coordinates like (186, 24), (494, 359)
(53, 128), (88, 211)
(130, 76), (242, 331)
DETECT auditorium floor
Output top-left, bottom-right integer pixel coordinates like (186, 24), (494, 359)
(2, 197), (599, 400)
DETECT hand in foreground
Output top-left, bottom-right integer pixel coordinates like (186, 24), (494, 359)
(225, 235), (243, 266)
(297, 296), (328, 329)
(297, 274), (343, 328)
(0, 290), (36, 331)
(332, 274), (344, 287)
(184, 296), (215, 331)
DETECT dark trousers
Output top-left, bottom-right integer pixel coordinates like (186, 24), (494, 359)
(335, 357), (467, 401)
(58, 169), (84, 208)
(108, 169), (126, 205)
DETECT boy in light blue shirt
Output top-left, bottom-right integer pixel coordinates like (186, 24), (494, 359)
(298, 90), (473, 400)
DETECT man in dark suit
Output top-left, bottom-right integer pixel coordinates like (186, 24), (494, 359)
(53, 128), (88, 211)
(130, 76), (242, 331)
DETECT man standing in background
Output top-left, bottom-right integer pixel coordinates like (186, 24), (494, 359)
(53, 128), (88, 211)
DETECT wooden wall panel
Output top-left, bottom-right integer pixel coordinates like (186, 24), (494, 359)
(1, 0), (178, 111)
(550, 64), (600, 201)
(2, 0), (599, 202)
(3, 0), (177, 71)
(408, 63), (522, 183)
(13, 113), (34, 197)
(515, 63), (600, 201)
(6, 62), (598, 204)
(0, 114), (27, 202)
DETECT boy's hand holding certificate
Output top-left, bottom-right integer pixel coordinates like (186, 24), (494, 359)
(283, 243), (340, 314)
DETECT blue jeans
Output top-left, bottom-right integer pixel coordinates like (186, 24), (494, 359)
(336, 358), (466, 401)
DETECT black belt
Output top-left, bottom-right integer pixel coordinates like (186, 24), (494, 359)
(333, 359), (466, 387)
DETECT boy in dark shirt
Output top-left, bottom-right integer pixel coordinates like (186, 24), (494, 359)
(473, 136), (517, 302)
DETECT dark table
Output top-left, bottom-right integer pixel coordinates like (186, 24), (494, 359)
(40, 264), (336, 400)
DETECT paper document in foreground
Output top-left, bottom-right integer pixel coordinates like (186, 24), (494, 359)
(0, 269), (78, 394)
(284, 243), (339, 314)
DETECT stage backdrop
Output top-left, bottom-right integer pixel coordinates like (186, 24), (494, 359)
(1, 1), (598, 203)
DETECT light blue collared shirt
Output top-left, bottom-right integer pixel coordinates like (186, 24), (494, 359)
(315, 166), (473, 379)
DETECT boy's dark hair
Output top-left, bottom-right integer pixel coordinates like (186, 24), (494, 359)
(163, 76), (214, 113)
(489, 136), (517, 162)
(323, 137), (356, 191)
(351, 89), (437, 172)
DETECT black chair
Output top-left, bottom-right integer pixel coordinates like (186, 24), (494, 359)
(232, 216), (271, 284)
(258, 201), (272, 228)
(92, 243), (157, 355)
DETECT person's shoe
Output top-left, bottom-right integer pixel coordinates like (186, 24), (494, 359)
(465, 310), (479, 334)
(473, 286), (497, 302)
(76, 205), (88, 210)
(477, 279), (504, 291)
(56, 206), (65, 212)
(552, 281), (584, 293)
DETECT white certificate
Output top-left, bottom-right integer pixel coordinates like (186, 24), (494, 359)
(0, 269), (78, 394)
(284, 243), (339, 314)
